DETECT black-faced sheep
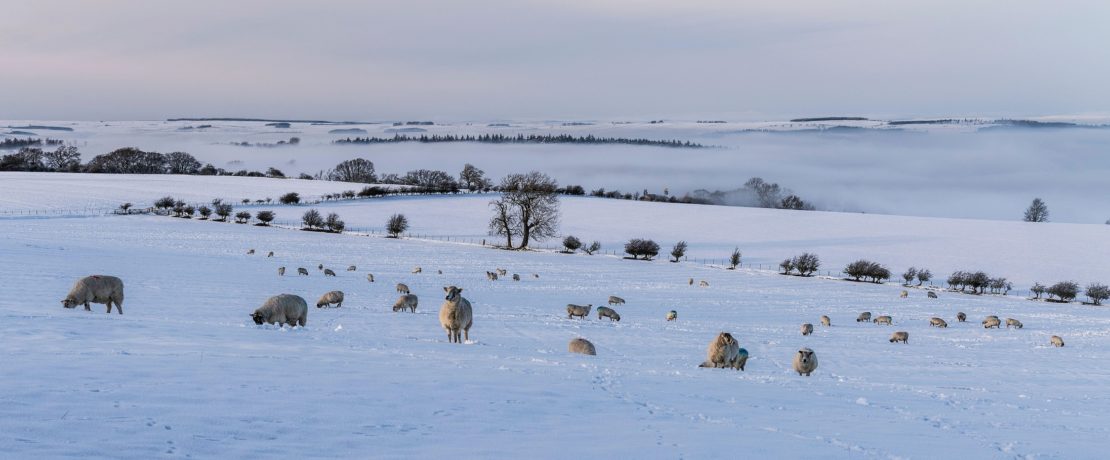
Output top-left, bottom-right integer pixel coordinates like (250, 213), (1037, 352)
(392, 294), (418, 313)
(801, 323), (813, 336)
(412, 267), (422, 274)
(983, 316), (1001, 329)
(251, 294), (307, 327)
(278, 267), (286, 276)
(957, 312), (967, 322)
(608, 295), (626, 306)
(568, 338), (597, 355)
(929, 317), (948, 328)
(298, 267), (309, 276)
(1051, 335), (1065, 347)
(792, 348), (818, 376)
(61, 275), (125, 314)
(366, 273), (374, 283)
(699, 332), (740, 369)
(439, 286), (473, 344)
(873, 315), (893, 325)
(566, 303), (592, 319)
(666, 310), (677, 321)
(889, 331), (909, 344)
(1006, 318), (1023, 329)
(316, 290), (344, 308)
(347, 265), (357, 271)
(324, 268), (337, 277)
(857, 312), (872, 322)
(396, 283), (410, 294)
(820, 315), (831, 327)
(318, 263), (324, 270)
(597, 306), (621, 322)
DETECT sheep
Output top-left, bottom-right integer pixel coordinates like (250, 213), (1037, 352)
(889, 331), (909, 344)
(486, 271), (498, 281)
(597, 306), (621, 322)
(437, 269), (443, 275)
(568, 338), (597, 356)
(277, 266), (286, 276)
(792, 348), (818, 376)
(267, 251), (274, 257)
(297, 267), (309, 276)
(982, 316), (1001, 329)
(957, 312), (967, 322)
(666, 310), (677, 321)
(900, 290), (908, 298)
(873, 315), (893, 325)
(366, 273), (375, 283)
(699, 332), (740, 369)
(61, 275), (125, 314)
(439, 286), (473, 344)
(929, 317), (948, 328)
(318, 263), (324, 270)
(316, 290), (344, 308)
(251, 294), (307, 327)
(396, 283), (410, 294)
(512, 274), (520, 281)
(927, 291), (938, 299)
(607, 295), (626, 306)
(347, 265), (357, 271)
(688, 278), (694, 286)
(1051, 335), (1065, 347)
(412, 266), (423, 274)
(801, 323), (814, 336)
(566, 303), (592, 319)
(533, 273), (539, 278)
(699, 280), (709, 287)
(733, 348), (750, 371)
(496, 268), (507, 276)
(247, 249), (255, 255)
(856, 312), (872, 323)
(392, 294), (418, 313)
(820, 315), (831, 327)
(324, 268), (337, 277)
(1006, 318), (1023, 329)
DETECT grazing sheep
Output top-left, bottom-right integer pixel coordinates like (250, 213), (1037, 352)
(247, 249), (255, 255)
(873, 315), (893, 325)
(607, 295), (626, 306)
(688, 278), (694, 286)
(929, 317), (948, 328)
(412, 266), (422, 274)
(957, 312), (967, 322)
(496, 268), (507, 276)
(597, 306), (621, 322)
(699, 280), (709, 287)
(251, 294), (307, 327)
(1051, 335), (1065, 347)
(666, 310), (677, 321)
(486, 271), (498, 281)
(366, 273), (375, 283)
(820, 315), (831, 327)
(347, 265), (357, 271)
(324, 268), (337, 277)
(318, 264), (324, 270)
(267, 251), (274, 257)
(900, 290), (908, 298)
(568, 338), (597, 356)
(927, 291), (938, 299)
(61, 275), (125, 314)
(533, 273), (539, 278)
(566, 303), (592, 319)
(512, 274), (520, 281)
(792, 348), (818, 376)
(856, 312), (872, 322)
(396, 283), (410, 294)
(278, 266), (286, 276)
(439, 286), (473, 344)
(316, 290), (344, 308)
(392, 294), (418, 313)
(982, 316), (1001, 329)
(699, 332), (740, 369)
(1006, 318), (1023, 329)
(297, 267), (309, 276)
(801, 323), (814, 336)
(889, 331), (909, 344)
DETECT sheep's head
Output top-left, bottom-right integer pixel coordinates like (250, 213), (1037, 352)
(444, 286), (463, 301)
(61, 297), (78, 308)
(797, 348), (814, 364)
(251, 312), (265, 325)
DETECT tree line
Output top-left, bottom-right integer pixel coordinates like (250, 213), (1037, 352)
(334, 133), (707, 148)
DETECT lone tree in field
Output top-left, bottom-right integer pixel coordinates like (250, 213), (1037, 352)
(902, 267), (917, 286)
(779, 258), (795, 275)
(793, 253), (820, 276)
(563, 235), (582, 253)
(584, 241), (601, 255)
(916, 268), (932, 286)
(1085, 283), (1109, 306)
(1024, 198), (1049, 222)
(214, 203), (233, 222)
(386, 213), (408, 238)
(624, 238), (660, 260)
(459, 163), (491, 191)
(728, 247), (741, 269)
(328, 158), (377, 183)
(488, 171), (560, 249)
(255, 210), (274, 226)
(302, 209), (324, 230)
(325, 213), (345, 233)
(1046, 281), (1079, 302)
(670, 241), (687, 263)
(279, 192), (300, 205)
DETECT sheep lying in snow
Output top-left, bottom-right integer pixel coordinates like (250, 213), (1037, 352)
(566, 304), (592, 319)
(439, 286), (473, 344)
(666, 310), (678, 321)
(1006, 318), (1023, 329)
(396, 283), (410, 294)
(699, 280), (709, 287)
(347, 265), (357, 271)
(801, 323), (813, 336)
(366, 273), (374, 283)
(324, 268), (337, 277)
(857, 312), (872, 322)
(900, 290), (908, 298)
(392, 294), (418, 313)
(1051, 335), (1065, 347)
(699, 332), (743, 370)
(929, 317), (948, 328)
(247, 249), (255, 255)
(486, 271), (498, 281)
(889, 331), (909, 344)
(267, 251), (274, 257)
(512, 274), (520, 281)
(608, 296), (626, 305)
(982, 316), (1001, 329)
(568, 338), (597, 355)
(820, 315), (831, 327)
(956, 312), (967, 322)
(278, 267), (286, 276)
(597, 306), (621, 322)
(873, 315), (893, 325)
(412, 267), (422, 274)
(298, 267), (309, 276)
(251, 294), (307, 327)
(61, 275), (125, 314)
(793, 348), (818, 376)
(927, 291), (938, 299)
(316, 290), (344, 308)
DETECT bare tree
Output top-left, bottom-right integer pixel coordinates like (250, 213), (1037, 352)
(902, 267), (917, 286)
(328, 158), (377, 183)
(1086, 283), (1109, 306)
(302, 209), (323, 229)
(165, 151), (201, 174)
(43, 145), (81, 172)
(779, 258), (795, 275)
(584, 241), (601, 255)
(1024, 198), (1049, 222)
(488, 198), (518, 248)
(670, 241), (687, 263)
(916, 269), (932, 286)
(1030, 282), (1046, 299)
(489, 171), (560, 249)
(728, 247), (741, 269)
(387, 213), (408, 238)
(563, 235), (582, 253)
(459, 163), (491, 191)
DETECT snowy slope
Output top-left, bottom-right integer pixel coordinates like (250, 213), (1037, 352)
(2, 198), (1108, 458)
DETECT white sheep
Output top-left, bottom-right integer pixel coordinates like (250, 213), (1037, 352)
(251, 294), (307, 327)
(568, 338), (597, 356)
(900, 290), (908, 298)
(597, 306), (621, 322)
(566, 303), (592, 319)
(929, 317), (948, 328)
(366, 273), (375, 283)
(699, 332), (740, 369)
(856, 312), (872, 322)
(316, 290), (344, 308)
(873, 315), (893, 325)
(439, 286), (473, 343)
(1051, 335), (1065, 347)
(1006, 318), (1023, 329)
(666, 310), (677, 321)
(607, 295), (626, 306)
(277, 266), (285, 276)
(801, 323), (813, 336)
(412, 266), (423, 274)
(324, 268), (337, 277)
(889, 331), (909, 344)
(792, 348), (818, 376)
(820, 315), (831, 327)
(392, 294), (418, 313)
(486, 271), (498, 281)
(298, 267), (309, 276)
(396, 283), (410, 294)
(61, 275), (125, 314)
(983, 316), (1001, 329)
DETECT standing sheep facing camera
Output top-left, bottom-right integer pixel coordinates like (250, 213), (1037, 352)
(608, 296), (625, 306)
(324, 268), (337, 277)
(1006, 318), (1023, 329)
(392, 294), (418, 313)
(439, 286), (473, 344)
(568, 338), (597, 356)
(277, 267), (286, 276)
(889, 331), (909, 344)
(699, 332), (741, 369)
(597, 306), (621, 322)
(251, 294), (307, 327)
(61, 275), (125, 314)
(316, 290), (344, 308)
(820, 315), (831, 327)
(873, 315), (893, 325)
(566, 304), (592, 319)
(929, 317), (948, 328)
(857, 312), (872, 323)
(801, 323), (813, 336)
(792, 348), (818, 376)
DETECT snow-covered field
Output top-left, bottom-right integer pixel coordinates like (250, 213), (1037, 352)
(2, 173), (1109, 458)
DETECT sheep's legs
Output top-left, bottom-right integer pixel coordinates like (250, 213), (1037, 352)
(84, 302), (91, 311)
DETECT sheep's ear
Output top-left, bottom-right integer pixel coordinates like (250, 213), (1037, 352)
(443, 286), (450, 292)
(457, 288), (463, 293)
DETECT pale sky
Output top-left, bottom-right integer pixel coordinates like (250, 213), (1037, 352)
(3, 0), (1109, 121)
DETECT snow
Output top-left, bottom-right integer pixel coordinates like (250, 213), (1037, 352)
(2, 172), (1109, 458)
